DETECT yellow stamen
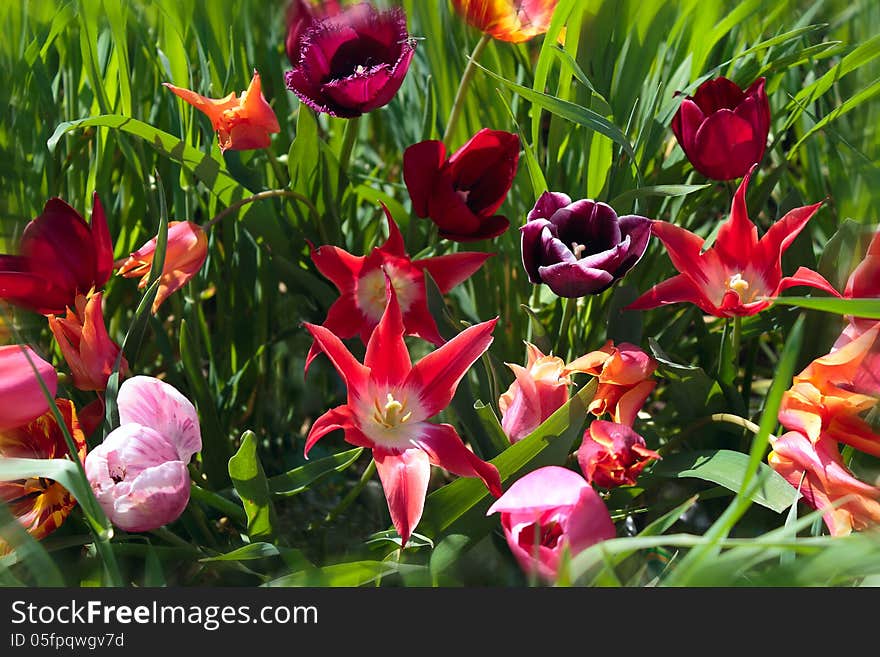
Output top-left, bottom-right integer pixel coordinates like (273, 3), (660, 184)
(727, 273), (750, 296)
(373, 393), (413, 429)
(571, 242), (587, 259)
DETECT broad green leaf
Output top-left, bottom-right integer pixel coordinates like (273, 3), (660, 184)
(817, 219), (868, 292)
(199, 542), (280, 562)
(269, 448), (364, 497)
(772, 297), (880, 318)
(611, 184), (711, 208)
(47, 115), (251, 204)
(648, 339), (725, 422)
(228, 431), (277, 542)
(651, 450), (798, 513)
(473, 400), (512, 457)
(264, 560), (399, 587)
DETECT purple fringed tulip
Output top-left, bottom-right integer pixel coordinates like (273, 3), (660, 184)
(85, 376), (201, 532)
(521, 192), (651, 298)
(284, 3), (416, 118)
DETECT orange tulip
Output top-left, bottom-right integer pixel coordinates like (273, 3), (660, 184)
(117, 221), (208, 313)
(567, 340), (658, 426)
(48, 292), (127, 392)
(769, 431), (880, 536)
(0, 399), (87, 553)
(779, 323), (880, 457)
(451, 0), (559, 43)
(164, 70), (280, 152)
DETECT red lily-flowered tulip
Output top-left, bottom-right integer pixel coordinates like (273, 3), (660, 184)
(0, 194), (113, 315)
(0, 345), (58, 432)
(672, 76), (770, 181)
(628, 167), (839, 317)
(0, 399), (86, 553)
(306, 205), (491, 369)
(486, 466), (615, 582)
(769, 431), (880, 536)
(284, 3), (416, 118)
(403, 129), (520, 242)
(578, 420), (660, 489)
(303, 278), (502, 545)
(47, 292), (127, 392)
(284, 0), (342, 66)
(451, 0), (559, 43)
(164, 71), (280, 152)
(117, 221), (208, 313)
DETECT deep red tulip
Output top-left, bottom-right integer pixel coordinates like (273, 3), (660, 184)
(0, 399), (86, 553)
(521, 192), (651, 297)
(48, 292), (127, 392)
(671, 76), (770, 181)
(0, 194), (113, 315)
(284, 3), (416, 118)
(304, 278), (501, 546)
(451, 0), (559, 43)
(306, 205), (491, 369)
(404, 129), (520, 242)
(578, 420), (660, 489)
(629, 167), (839, 317)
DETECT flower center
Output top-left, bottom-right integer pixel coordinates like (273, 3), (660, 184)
(356, 265), (418, 322)
(520, 520), (565, 550)
(571, 242), (587, 259)
(726, 272), (750, 298)
(372, 393), (413, 429)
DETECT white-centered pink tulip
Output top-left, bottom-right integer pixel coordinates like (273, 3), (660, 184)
(85, 376), (201, 532)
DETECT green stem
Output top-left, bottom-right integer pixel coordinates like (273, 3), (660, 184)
(322, 459), (377, 527)
(554, 297), (576, 356)
(200, 189), (321, 232)
(150, 526), (195, 551)
(190, 483), (247, 525)
(732, 315), (743, 361)
(443, 34), (491, 146)
(337, 114), (362, 199)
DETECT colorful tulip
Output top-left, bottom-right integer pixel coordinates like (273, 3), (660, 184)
(0, 194), (113, 315)
(521, 192), (651, 297)
(567, 340), (657, 426)
(403, 129), (520, 242)
(498, 343), (572, 443)
(85, 376), (201, 532)
(117, 221), (208, 313)
(451, 0), (559, 43)
(47, 292), (127, 392)
(304, 277), (501, 545)
(578, 420), (660, 488)
(284, 3), (416, 118)
(164, 71), (280, 152)
(779, 323), (880, 457)
(487, 466), (616, 582)
(671, 76), (770, 181)
(769, 431), (880, 536)
(285, 0), (342, 66)
(307, 205), (490, 368)
(628, 167), (839, 317)
(0, 399), (86, 551)
(0, 345), (58, 432)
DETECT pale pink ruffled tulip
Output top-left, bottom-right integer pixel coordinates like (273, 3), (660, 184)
(487, 466), (615, 582)
(85, 376), (201, 532)
(0, 345), (58, 432)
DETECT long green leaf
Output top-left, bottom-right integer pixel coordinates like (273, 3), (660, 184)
(269, 448), (363, 497)
(228, 431), (276, 542)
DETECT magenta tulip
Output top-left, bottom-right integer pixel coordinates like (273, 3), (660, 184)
(0, 345), (58, 432)
(487, 466), (616, 582)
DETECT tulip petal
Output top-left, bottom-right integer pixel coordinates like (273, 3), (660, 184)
(375, 205), (407, 258)
(374, 447), (431, 546)
(0, 345), (58, 432)
(364, 275), (411, 386)
(117, 376), (202, 463)
(310, 243), (363, 293)
(714, 167), (759, 269)
(399, 297), (445, 346)
(755, 202), (824, 283)
(440, 214), (510, 242)
(0, 271), (72, 315)
(528, 191), (572, 221)
(414, 422), (501, 496)
(614, 215), (652, 274)
(415, 252), (492, 294)
(487, 465), (588, 514)
(627, 273), (717, 314)
(537, 260), (615, 297)
(447, 129), (520, 216)
(671, 98), (705, 157)
(692, 108), (762, 180)
(403, 140), (446, 217)
(303, 322), (370, 393)
(774, 266), (841, 300)
(406, 318), (497, 417)
(305, 405), (358, 456)
(564, 485), (617, 552)
(305, 295), (364, 373)
(846, 230), (880, 298)
(520, 219), (554, 283)
(90, 193), (114, 288)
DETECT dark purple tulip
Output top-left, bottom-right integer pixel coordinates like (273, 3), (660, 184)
(521, 192), (651, 298)
(284, 3), (416, 119)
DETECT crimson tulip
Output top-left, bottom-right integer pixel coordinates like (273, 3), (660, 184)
(284, 3), (416, 118)
(304, 277), (501, 545)
(521, 192), (651, 297)
(672, 76), (770, 181)
(578, 420), (659, 488)
(0, 194), (113, 315)
(487, 466), (615, 582)
(306, 205), (490, 368)
(403, 129), (520, 242)
(629, 167), (839, 317)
